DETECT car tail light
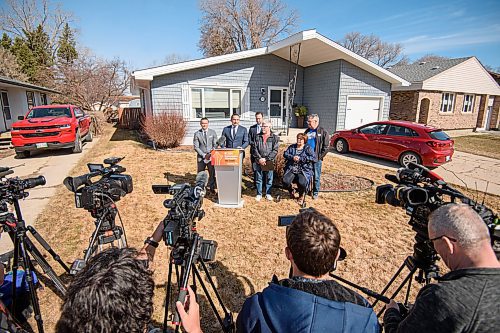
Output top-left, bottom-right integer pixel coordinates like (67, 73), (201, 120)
(426, 141), (449, 148)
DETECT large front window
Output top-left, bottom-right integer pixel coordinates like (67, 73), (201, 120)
(191, 87), (242, 119)
(462, 94), (474, 113)
(440, 92), (454, 113)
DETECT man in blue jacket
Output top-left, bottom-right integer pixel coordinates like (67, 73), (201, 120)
(221, 114), (249, 149)
(236, 209), (379, 333)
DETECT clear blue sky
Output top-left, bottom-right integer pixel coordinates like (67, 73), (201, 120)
(17, 0), (500, 70)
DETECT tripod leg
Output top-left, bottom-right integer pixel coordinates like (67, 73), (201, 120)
(10, 232), (20, 315)
(25, 238), (67, 296)
(198, 260), (232, 318)
(192, 264), (226, 330)
(18, 240), (45, 333)
(372, 260), (408, 308)
(404, 273), (413, 307)
(163, 258), (174, 333)
(376, 266), (417, 318)
(27, 226), (70, 273)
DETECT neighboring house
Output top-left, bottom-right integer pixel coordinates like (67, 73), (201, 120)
(132, 29), (409, 143)
(0, 76), (58, 133)
(388, 57), (500, 131)
(91, 95), (141, 111)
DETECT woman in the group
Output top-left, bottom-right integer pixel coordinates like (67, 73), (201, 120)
(282, 133), (317, 202)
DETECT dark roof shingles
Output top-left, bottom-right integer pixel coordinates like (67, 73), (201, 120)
(388, 57), (472, 83)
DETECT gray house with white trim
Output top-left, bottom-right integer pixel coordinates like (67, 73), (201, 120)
(0, 76), (57, 133)
(132, 30), (409, 143)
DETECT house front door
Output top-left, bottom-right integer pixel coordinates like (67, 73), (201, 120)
(268, 87), (288, 130)
(0, 91), (12, 131)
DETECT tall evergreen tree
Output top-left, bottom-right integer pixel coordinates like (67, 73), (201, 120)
(10, 37), (37, 80)
(1, 33), (12, 50)
(57, 23), (77, 63)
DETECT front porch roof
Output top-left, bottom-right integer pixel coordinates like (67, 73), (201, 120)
(132, 29), (410, 88)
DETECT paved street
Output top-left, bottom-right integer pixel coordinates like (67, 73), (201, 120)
(330, 150), (500, 196)
(0, 141), (97, 253)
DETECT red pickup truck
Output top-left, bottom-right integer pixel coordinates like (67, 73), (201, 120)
(11, 104), (93, 158)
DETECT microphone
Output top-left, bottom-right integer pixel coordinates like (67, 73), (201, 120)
(216, 136), (226, 147)
(195, 171), (208, 188)
(385, 174), (400, 184)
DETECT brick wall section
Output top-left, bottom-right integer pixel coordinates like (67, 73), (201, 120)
(303, 60), (341, 133)
(390, 90), (484, 130)
(490, 96), (500, 130)
(389, 91), (418, 121)
(338, 60), (391, 131)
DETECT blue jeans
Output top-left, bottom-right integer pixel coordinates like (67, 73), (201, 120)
(254, 162), (273, 196)
(312, 160), (322, 196)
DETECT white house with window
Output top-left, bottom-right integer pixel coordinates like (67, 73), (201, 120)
(132, 29), (408, 143)
(0, 76), (57, 132)
(389, 57), (500, 131)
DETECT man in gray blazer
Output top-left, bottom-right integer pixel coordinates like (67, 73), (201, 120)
(193, 117), (218, 193)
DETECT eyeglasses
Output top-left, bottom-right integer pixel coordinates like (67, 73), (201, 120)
(262, 125), (269, 128)
(425, 235), (457, 245)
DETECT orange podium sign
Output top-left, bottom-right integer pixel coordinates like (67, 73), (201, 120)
(211, 149), (240, 166)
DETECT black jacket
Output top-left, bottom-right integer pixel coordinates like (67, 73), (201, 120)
(304, 126), (330, 161)
(251, 132), (279, 162)
(384, 268), (500, 333)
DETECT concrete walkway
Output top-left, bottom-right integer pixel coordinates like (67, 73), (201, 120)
(0, 141), (97, 253)
(330, 150), (500, 196)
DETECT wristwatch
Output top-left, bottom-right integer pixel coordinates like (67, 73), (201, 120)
(144, 237), (159, 248)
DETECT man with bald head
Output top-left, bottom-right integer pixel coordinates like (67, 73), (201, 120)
(384, 203), (500, 333)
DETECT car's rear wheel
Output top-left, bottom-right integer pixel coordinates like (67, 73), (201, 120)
(15, 150), (30, 159)
(334, 139), (349, 153)
(399, 151), (421, 167)
(72, 130), (82, 153)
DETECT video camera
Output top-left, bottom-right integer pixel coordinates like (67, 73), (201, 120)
(0, 166), (46, 226)
(152, 171), (216, 262)
(63, 157), (133, 212)
(376, 162), (499, 264)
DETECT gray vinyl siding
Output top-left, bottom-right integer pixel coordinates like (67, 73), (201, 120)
(150, 54), (304, 140)
(303, 60), (341, 133)
(338, 60), (391, 130)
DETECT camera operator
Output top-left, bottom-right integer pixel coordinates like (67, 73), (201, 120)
(384, 203), (500, 333)
(237, 209), (379, 332)
(55, 247), (154, 333)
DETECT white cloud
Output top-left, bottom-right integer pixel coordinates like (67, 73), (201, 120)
(400, 25), (500, 54)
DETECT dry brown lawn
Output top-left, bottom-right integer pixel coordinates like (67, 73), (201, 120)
(453, 134), (500, 160)
(31, 124), (500, 332)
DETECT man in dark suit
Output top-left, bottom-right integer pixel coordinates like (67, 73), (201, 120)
(248, 112), (264, 188)
(221, 114), (249, 149)
(193, 117), (218, 193)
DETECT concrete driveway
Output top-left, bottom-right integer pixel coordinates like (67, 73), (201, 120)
(330, 150), (500, 196)
(0, 141), (97, 253)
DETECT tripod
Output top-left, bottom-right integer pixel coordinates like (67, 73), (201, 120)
(163, 232), (233, 333)
(330, 240), (440, 318)
(71, 203), (127, 274)
(5, 197), (71, 333)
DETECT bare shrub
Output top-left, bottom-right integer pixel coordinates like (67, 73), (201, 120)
(141, 112), (186, 149)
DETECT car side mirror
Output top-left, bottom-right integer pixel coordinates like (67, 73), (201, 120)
(351, 129), (358, 134)
(17, 115), (24, 120)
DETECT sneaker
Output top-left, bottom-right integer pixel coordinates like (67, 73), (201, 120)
(255, 195), (262, 201)
(313, 194), (319, 200)
(266, 194), (273, 201)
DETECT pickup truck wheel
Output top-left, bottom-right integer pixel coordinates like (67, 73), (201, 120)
(72, 131), (83, 153)
(15, 151), (30, 159)
(85, 129), (93, 142)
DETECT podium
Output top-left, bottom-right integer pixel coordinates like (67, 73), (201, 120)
(211, 148), (244, 208)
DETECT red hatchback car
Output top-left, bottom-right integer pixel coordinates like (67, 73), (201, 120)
(11, 104), (92, 158)
(330, 121), (454, 167)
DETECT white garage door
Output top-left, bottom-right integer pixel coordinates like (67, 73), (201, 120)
(344, 97), (381, 130)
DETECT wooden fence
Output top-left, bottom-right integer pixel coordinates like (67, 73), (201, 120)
(118, 108), (143, 130)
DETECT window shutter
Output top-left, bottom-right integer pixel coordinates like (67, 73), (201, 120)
(181, 84), (190, 119)
(243, 87), (251, 119)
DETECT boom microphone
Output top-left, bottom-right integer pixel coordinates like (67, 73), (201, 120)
(195, 171), (209, 188)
